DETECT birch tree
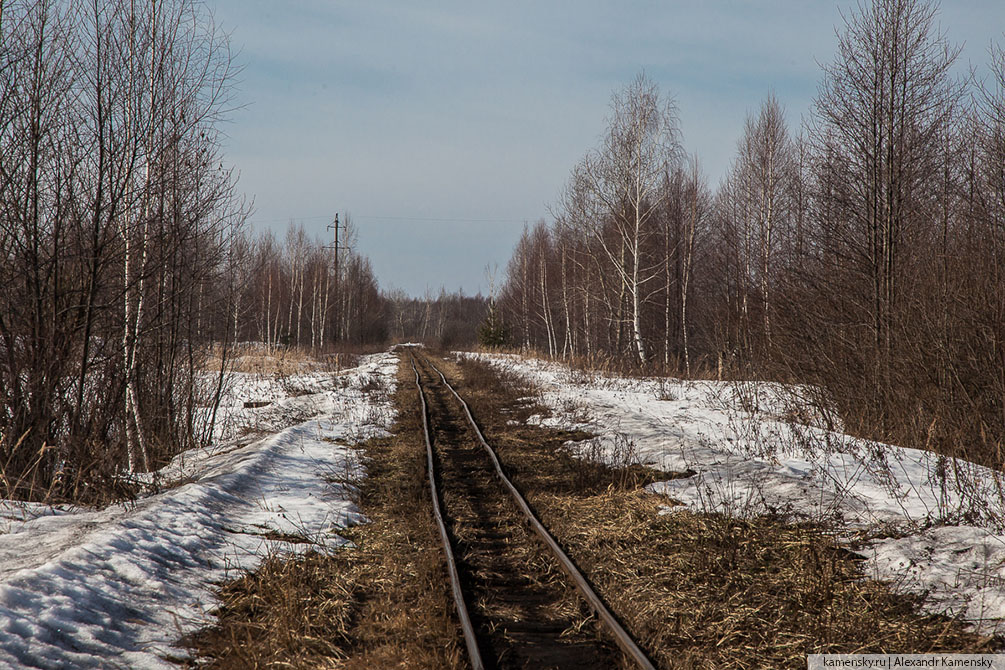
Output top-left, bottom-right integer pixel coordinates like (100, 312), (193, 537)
(662, 157), (709, 374)
(582, 73), (682, 365)
(0, 0), (243, 496)
(719, 95), (795, 357)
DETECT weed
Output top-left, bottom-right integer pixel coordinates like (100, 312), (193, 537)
(185, 356), (465, 669)
(457, 351), (1002, 665)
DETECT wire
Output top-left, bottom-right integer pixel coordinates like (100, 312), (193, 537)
(356, 215), (530, 224)
(248, 214), (532, 226)
(245, 214), (331, 226)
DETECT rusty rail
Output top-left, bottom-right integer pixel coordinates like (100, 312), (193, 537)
(410, 355), (485, 670)
(421, 356), (657, 670)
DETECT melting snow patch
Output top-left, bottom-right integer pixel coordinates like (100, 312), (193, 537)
(463, 351), (1005, 634)
(0, 351), (399, 670)
(865, 527), (1005, 626)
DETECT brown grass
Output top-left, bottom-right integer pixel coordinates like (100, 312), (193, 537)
(543, 491), (997, 669)
(0, 430), (145, 507)
(203, 347), (322, 376)
(185, 350), (1000, 669)
(181, 549), (357, 668)
(184, 356), (466, 669)
(451, 353), (1002, 668)
(203, 343), (384, 376)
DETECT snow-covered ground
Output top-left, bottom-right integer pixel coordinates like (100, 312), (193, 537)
(464, 352), (1005, 635)
(0, 351), (399, 670)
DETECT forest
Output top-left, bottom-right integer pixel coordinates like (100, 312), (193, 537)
(0, 0), (397, 500)
(494, 0), (1005, 467)
(3, 0), (1004, 502)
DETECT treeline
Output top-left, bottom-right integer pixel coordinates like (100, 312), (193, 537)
(230, 220), (386, 350)
(0, 0), (462, 503)
(497, 0), (1005, 465)
(0, 0), (247, 500)
(386, 289), (488, 349)
(226, 225), (495, 353)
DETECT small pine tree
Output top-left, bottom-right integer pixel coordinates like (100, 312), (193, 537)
(477, 302), (509, 348)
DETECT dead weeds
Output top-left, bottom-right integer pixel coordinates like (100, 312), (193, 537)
(451, 353), (1001, 668)
(185, 352), (999, 669)
(543, 490), (996, 669)
(184, 358), (465, 669)
(182, 549), (357, 668)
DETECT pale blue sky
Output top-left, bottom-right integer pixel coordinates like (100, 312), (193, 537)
(211, 1), (1003, 297)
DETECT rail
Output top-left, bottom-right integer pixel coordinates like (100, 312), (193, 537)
(412, 350), (656, 670)
(411, 356), (485, 670)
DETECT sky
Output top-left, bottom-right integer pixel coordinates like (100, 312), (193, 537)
(210, 1), (1003, 298)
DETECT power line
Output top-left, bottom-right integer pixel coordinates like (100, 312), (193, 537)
(354, 215), (531, 224)
(247, 213), (533, 226)
(245, 214), (331, 226)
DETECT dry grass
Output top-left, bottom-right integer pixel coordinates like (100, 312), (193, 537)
(543, 490), (997, 669)
(451, 352), (1002, 668)
(454, 355), (686, 496)
(184, 357), (466, 669)
(185, 350), (999, 668)
(0, 430), (145, 507)
(203, 343), (382, 376)
(181, 549), (357, 668)
(203, 347), (323, 376)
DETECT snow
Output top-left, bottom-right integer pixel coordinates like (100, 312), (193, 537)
(207, 368), (364, 442)
(0, 351), (399, 670)
(464, 352), (1005, 634)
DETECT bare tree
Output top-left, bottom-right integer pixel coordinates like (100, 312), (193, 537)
(809, 0), (963, 385)
(0, 0), (244, 498)
(582, 73), (682, 365)
(491, 1), (1005, 468)
(662, 156), (710, 374)
(714, 95), (796, 360)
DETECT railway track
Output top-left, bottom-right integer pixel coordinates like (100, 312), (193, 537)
(408, 350), (656, 670)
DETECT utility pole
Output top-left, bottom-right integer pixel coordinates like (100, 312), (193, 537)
(326, 213), (341, 343)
